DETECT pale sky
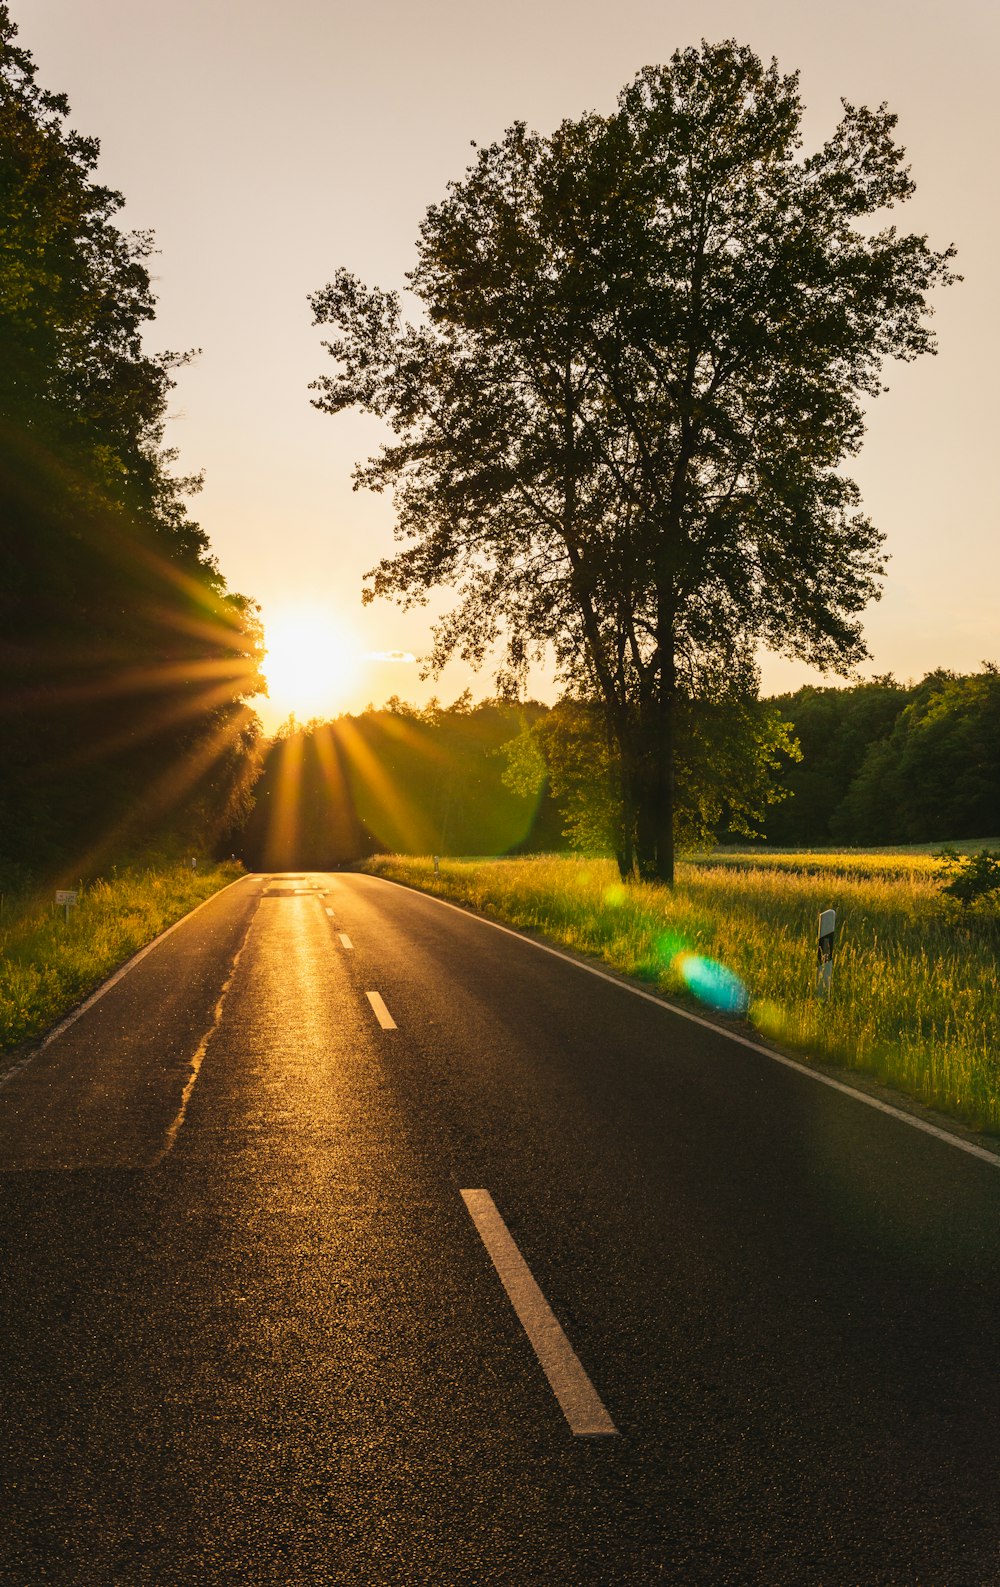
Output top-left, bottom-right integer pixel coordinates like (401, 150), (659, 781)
(21, 0), (999, 730)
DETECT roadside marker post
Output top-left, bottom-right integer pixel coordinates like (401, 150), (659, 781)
(55, 889), (78, 925)
(817, 908), (836, 998)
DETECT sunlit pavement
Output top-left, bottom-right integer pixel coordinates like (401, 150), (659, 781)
(1, 872), (1000, 1584)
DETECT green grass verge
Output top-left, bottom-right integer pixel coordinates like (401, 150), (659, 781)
(364, 852), (1000, 1135)
(0, 861), (245, 1052)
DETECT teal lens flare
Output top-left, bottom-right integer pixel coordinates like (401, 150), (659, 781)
(676, 953), (749, 1016)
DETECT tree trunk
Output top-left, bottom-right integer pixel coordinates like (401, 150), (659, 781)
(651, 679), (676, 885)
(635, 639), (677, 885)
(614, 720), (639, 881)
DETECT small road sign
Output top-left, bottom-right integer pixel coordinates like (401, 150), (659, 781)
(55, 889), (78, 924)
(817, 907), (836, 996)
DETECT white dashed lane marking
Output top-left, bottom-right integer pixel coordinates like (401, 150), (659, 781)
(366, 991), (397, 1030)
(460, 1189), (617, 1437)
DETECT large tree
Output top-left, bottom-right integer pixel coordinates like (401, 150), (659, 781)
(0, 5), (263, 877)
(311, 40), (956, 881)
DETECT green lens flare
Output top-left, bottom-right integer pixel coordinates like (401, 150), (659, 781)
(655, 931), (686, 964)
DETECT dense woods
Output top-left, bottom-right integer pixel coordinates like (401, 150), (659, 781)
(766, 666), (1000, 846)
(0, 7), (263, 885)
(238, 699), (565, 869)
(236, 669), (999, 868)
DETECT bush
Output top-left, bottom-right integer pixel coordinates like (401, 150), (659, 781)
(936, 847), (1000, 911)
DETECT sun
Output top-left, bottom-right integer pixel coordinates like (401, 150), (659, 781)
(260, 605), (361, 724)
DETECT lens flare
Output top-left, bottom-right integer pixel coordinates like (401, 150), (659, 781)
(752, 999), (793, 1042)
(675, 953), (749, 1016)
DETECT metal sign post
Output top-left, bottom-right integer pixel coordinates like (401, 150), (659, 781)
(55, 889), (78, 925)
(817, 907), (836, 997)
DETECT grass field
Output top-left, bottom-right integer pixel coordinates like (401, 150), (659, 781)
(0, 861), (244, 1053)
(365, 851), (1000, 1136)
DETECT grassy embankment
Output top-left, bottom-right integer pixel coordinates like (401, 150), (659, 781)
(365, 850), (1000, 1135)
(0, 861), (244, 1054)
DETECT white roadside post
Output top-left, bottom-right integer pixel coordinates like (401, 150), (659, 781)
(817, 907), (836, 998)
(55, 888), (78, 926)
(433, 855), (440, 878)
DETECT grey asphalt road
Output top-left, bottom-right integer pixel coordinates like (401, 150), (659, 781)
(1, 870), (1000, 1585)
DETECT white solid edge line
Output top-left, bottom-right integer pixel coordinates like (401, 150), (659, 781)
(366, 990), (397, 1029)
(361, 873), (1000, 1170)
(0, 874), (256, 1090)
(460, 1189), (617, 1437)
(339, 933), (354, 950)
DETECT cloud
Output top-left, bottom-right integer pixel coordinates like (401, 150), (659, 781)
(364, 650), (417, 663)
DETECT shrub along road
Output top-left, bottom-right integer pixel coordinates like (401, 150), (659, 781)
(1, 872), (999, 1583)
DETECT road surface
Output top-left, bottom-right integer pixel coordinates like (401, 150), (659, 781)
(1, 871), (999, 1584)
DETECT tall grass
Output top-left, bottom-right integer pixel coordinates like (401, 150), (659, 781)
(0, 862), (244, 1052)
(366, 852), (1000, 1135)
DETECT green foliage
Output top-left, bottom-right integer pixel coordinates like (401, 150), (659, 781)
(530, 702), (623, 857)
(764, 677), (913, 844)
(676, 691), (801, 847)
(239, 699), (563, 869)
(831, 668), (1000, 845)
(0, 6), (263, 880)
(366, 852), (1000, 1134)
(501, 691), (800, 858)
(759, 668), (1000, 848)
(238, 687), (798, 869)
(312, 39), (955, 882)
(496, 716), (548, 801)
(936, 847), (1000, 912)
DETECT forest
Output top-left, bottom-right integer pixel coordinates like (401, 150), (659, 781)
(766, 667), (1000, 846)
(237, 667), (1000, 869)
(0, 5), (263, 888)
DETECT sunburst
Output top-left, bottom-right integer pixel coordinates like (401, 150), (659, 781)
(260, 605), (361, 724)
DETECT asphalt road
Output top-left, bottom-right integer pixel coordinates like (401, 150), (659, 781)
(2, 871), (1000, 1585)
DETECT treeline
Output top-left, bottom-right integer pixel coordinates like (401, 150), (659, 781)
(239, 670), (999, 867)
(239, 689), (802, 867)
(0, 8), (262, 885)
(239, 699), (565, 869)
(764, 667), (1000, 846)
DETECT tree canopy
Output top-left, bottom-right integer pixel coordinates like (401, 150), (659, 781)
(830, 667), (1000, 845)
(0, 5), (263, 881)
(311, 40), (956, 882)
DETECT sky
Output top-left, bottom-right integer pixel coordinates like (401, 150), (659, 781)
(19, 0), (999, 731)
